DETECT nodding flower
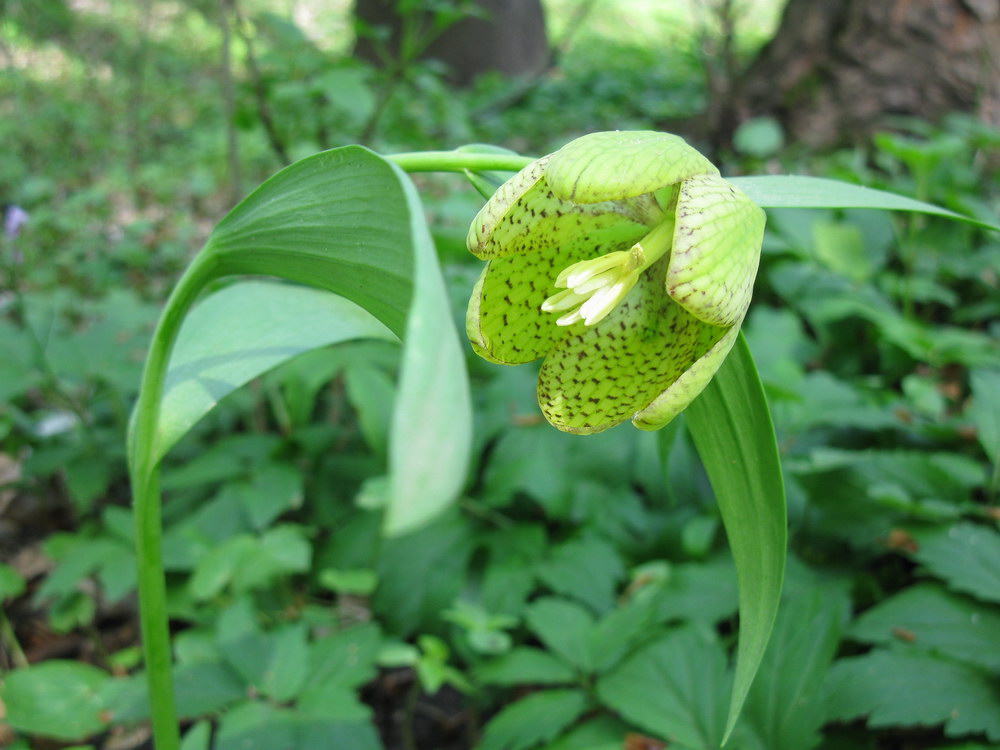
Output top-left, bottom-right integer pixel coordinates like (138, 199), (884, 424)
(465, 131), (766, 435)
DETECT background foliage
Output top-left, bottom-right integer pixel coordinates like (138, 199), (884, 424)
(1, 1), (999, 749)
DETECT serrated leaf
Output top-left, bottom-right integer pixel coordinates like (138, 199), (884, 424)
(374, 514), (474, 635)
(525, 598), (596, 673)
(106, 661), (246, 722)
(825, 650), (1000, 740)
(596, 626), (729, 750)
(648, 557), (738, 624)
(537, 536), (625, 613)
(538, 716), (629, 750)
(0, 661), (110, 741)
(180, 721), (212, 750)
(848, 583), (1000, 669)
(479, 689), (591, 750)
(908, 523), (1000, 604)
(970, 369), (1000, 465)
(215, 702), (296, 750)
(475, 647), (577, 686)
(684, 334), (786, 738)
(238, 462), (303, 530)
(302, 623), (381, 693)
(737, 586), (848, 750)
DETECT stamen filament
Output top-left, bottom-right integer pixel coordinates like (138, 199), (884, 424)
(542, 216), (676, 327)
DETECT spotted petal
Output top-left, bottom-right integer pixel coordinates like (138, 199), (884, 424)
(467, 236), (639, 365)
(537, 259), (727, 434)
(667, 175), (766, 328)
(544, 131), (719, 204)
(631, 319), (742, 430)
(467, 157), (651, 260)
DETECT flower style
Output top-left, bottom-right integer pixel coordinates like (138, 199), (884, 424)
(465, 131), (766, 434)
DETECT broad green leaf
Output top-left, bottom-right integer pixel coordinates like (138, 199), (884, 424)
(596, 625), (729, 750)
(301, 623), (382, 694)
(237, 462), (303, 531)
(218, 623), (310, 703)
(539, 716), (630, 750)
(475, 647), (576, 686)
(156, 280), (394, 462)
(0, 561), (26, 600)
(106, 661), (246, 722)
(479, 689), (591, 750)
(0, 661), (110, 741)
(537, 536), (626, 613)
(215, 699), (381, 750)
(180, 721), (212, 750)
(374, 514), (474, 635)
(849, 583), (1000, 668)
(908, 523), (1000, 604)
(970, 369), (1000, 469)
(384, 166), (473, 534)
(730, 175), (1000, 232)
(525, 597), (595, 673)
(648, 557), (738, 624)
(825, 650), (1000, 741)
(737, 586), (848, 750)
(684, 333), (787, 738)
(146, 146), (472, 534)
(588, 599), (658, 673)
(215, 702), (296, 750)
(296, 683), (372, 722)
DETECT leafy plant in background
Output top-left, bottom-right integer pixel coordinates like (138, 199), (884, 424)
(6, 126), (990, 750)
(4, 6), (1000, 749)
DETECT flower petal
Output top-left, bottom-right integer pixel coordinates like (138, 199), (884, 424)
(544, 131), (719, 204)
(467, 240), (610, 365)
(631, 320), (742, 430)
(467, 158), (650, 260)
(667, 174), (766, 328)
(537, 260), (727, 434)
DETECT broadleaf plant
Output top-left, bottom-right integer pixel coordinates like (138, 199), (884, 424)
(125, 131), (993, 750)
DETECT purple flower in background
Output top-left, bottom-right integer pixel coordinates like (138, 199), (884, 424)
(3, 204), (29, 240)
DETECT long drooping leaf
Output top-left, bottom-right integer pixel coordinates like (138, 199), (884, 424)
(156, 281), (395, 462)
(129, 146), (472, 750)
(385, 172), (473, 535)
(730, 175), (1000, 232)
(148, 146), (471, 534)
(684, 333), (787, 742)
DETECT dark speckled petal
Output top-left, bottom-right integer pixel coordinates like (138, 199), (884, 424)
(467, 224), (647, 365)
(544, 131), (718, 204)
(467, 159), (651, 260)
(536, 259), (726, 434)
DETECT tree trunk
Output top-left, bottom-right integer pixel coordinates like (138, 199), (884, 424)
(732, 0), (1000, 148)
(353, 0), (548, 86)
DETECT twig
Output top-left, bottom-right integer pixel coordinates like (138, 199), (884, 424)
(231, 0), (291, 165)
(220, 0), (243, 203)
(0, 609), (28, 670)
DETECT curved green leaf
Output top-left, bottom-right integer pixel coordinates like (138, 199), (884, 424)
(385, 169), (474, 534)
(683, 333), (787, 742)
(148, 146), (471, 534)
(730, 175), (999, 232)
(156, 281), (395, 462)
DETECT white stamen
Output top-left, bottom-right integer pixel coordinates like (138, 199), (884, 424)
(543, 219), (675, 328)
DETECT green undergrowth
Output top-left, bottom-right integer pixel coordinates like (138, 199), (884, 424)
(2, 2), (1000, 749)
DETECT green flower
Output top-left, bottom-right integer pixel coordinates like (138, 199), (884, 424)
(466, 131), (766, 434)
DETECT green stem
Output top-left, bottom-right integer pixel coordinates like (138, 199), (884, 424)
(386, 151), (534, 174)
(130, 249), (221, 750)
(0, 608), (28, 670)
